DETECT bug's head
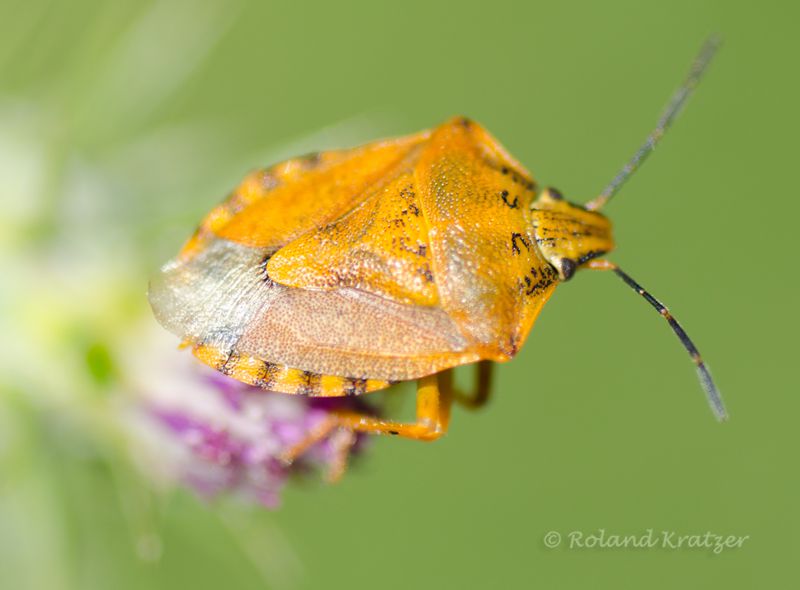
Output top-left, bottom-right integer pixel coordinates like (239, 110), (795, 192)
(530, 187), (614, 281)
(526, 38), (728, 422)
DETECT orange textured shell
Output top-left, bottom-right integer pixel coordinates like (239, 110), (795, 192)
(149, 117), (561, 397)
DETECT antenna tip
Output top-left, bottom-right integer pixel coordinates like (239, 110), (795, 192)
(696, 364), (728, 422)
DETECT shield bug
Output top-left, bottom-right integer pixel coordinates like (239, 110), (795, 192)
(150, 37), (727, 474)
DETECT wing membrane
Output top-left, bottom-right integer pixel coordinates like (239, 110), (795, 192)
(150, 238), (477, 382)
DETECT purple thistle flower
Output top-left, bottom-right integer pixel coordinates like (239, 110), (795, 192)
(124, 326), (374, 508)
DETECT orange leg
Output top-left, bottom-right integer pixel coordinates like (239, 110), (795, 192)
(448, 361), (493, 409)
(329, 372), (452, 441)
(280, 373), (453, 480)
(279, 415), (340, 463)
(324, 427), (358, 483)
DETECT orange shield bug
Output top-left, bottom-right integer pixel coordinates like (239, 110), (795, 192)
(150, 37), (726, 474)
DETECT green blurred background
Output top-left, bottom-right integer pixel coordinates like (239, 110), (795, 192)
(1, 0), (797, 588)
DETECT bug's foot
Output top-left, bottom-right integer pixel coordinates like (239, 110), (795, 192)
(278, 415), (358, 482)
(323, 427), (358, 483)
(278, 415), (338, 466)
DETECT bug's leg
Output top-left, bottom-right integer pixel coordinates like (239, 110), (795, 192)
(332, 372), (452, 441)
(324, 427), (358, 483)
(280, 373), (453, 476)
(446, 361), (494, 409)
(586, 259), (728, 420)
(278, 418), (358, 481)
(279, 416), (340, 465)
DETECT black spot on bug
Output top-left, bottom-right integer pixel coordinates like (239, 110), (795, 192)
(297, 370), (321, 395)
(560, 258), (577, 281)
(399, 185), (415, 198)
(255, 362), (279, 390)
(400, 186), (421, 216)
(523, 265), (558, 296)
(546, 187), (564, 201)
(389, 430), (400, 436)
(344, 377), (368, 396)
(219, 350), (241, 376)
(510, 232), (530, 255)
(501, 190), (519, 209)
(458, 117), (472, 128)
(398, 184), (419, 215)
(395, 237), (427, 257)
(418, 266), (434, 283)
(495, 164), (536, 191)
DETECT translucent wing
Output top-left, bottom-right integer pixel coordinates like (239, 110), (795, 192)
(150, 238), (478, 385)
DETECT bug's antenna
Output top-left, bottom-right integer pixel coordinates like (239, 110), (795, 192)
(587, 259), (728, 421)
(584, 36), (721, 211)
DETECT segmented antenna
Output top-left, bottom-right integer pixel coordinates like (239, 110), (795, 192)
(584, 36), (720, 211)
(588, 260), (728, 421)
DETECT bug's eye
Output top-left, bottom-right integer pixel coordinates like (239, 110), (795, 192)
(543, 187), (564, 201)
(559, 258), (577, 281)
